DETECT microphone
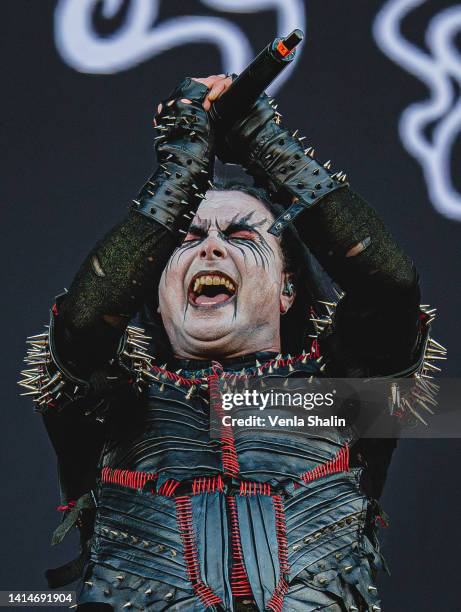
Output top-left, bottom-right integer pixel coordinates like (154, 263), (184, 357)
(209, 29), (304, 126)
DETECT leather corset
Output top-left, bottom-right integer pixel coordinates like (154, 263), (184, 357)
(78, 352), (384, 611)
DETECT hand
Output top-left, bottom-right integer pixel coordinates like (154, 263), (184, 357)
(152, 77), (215, 164)
(154, 74), (233, 123)
(217, 92), (280, 165)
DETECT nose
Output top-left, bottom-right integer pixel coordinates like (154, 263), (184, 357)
(199, 233), (227, 260)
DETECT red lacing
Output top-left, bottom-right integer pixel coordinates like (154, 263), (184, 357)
(56, 501), (76, 512)
(150, 351), (319, 388)
(298, 444), (349, 484)
(192, 475), (224, 495)
(157, 479), (180, 496)
(175, 496), (222, 608)
(101, 467), (158, 490)
(267, 495), (290, 612)
(239, 481), (271, 496)
(227, 496), (253, 598)
(151, 365), (201, 386)
(208, 370), (240, 478)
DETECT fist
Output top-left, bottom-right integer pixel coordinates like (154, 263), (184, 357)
(154, 74), (233, 122)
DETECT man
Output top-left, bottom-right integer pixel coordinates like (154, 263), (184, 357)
(20, 75), (441, 611)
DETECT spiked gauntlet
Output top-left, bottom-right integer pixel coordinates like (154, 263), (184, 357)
(220, 94), (423, 376)
(133, 77), (214, 231)
(219, 94), (348, 237)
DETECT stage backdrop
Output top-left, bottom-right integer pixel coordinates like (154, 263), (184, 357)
(2, 1), (460, 610)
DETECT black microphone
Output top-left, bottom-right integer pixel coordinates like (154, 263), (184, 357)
(209, 29), (304, 126)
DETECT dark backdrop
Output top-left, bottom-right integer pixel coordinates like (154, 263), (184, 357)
(2, 1), (460, 610)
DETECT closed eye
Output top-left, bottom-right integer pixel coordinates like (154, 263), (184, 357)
(228, 229), (257, 240)
(183, 231), (203, 242)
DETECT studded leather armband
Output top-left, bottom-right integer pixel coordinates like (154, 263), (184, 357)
(19, 299), (154, 419)
(222, 94), (347, 236)
(132, 78), (214, 236)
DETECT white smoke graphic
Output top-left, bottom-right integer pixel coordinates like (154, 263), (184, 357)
(53, 0), (305, 94)
(374, 0), (461, 221)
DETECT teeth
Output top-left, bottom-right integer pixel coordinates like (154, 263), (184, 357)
(191, 274), (236, 295)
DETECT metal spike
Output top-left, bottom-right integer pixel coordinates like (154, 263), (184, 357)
(84, 582), (93, 587)
(323, 160), (332, 170)
(428, 338), (447, 352)
(145, 588), (153, 595)
(402, 398), (427, 425)
(132, 199), (141, 206)
(292, 129), (299, 137)
(186, 385), (196, 400)
(27, 332), (48, 340)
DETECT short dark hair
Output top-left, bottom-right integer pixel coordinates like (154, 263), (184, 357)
(137, 172), (337, 358)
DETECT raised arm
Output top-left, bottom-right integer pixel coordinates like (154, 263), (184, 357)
(20, 78), (215, 415)
(218, 93), (422, 376)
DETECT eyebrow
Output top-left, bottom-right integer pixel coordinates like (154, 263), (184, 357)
(187, 215), (211, 236)
(218, 211), (269, 235)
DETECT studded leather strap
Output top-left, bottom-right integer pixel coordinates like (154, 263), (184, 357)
(133, 78), (214, 235)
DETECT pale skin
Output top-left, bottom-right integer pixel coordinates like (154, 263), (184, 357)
(158, 190), (296, 360)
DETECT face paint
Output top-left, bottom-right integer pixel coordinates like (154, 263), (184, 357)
(158, 190), (292, 359)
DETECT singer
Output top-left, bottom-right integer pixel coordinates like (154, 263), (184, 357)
(20, 73), (441, 611)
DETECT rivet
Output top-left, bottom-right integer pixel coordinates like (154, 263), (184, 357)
(283, 214), (291, 220)
(292, 544), (302, 552)
(164, 592), (174, 600)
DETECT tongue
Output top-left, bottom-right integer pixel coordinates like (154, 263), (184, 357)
(196, 292), (230, 305)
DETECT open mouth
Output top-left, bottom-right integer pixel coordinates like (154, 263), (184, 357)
(188, 271), (237, 308)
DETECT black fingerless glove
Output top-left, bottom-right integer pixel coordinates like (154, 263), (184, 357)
(134, 78), (214, 234)
(220, 93), (347, 236)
